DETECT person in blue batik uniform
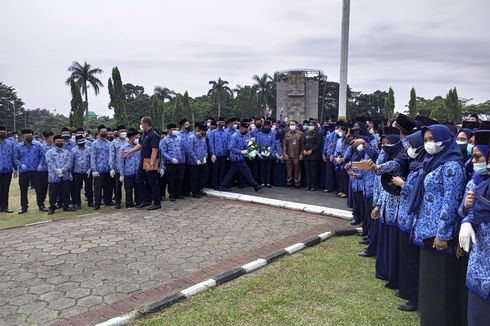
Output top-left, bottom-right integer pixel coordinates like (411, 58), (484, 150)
(14, 129), (45, 214)
(37, 131), (55, 211)
(45, 135), (76, 215)
(208, 117), (228, 189)
(160, 124), (186, 201)
(458, 130), (490, 326)
(90, 125), (113, 209)
(119, 130), (142, 208)
(109, 126), (127, 209)
(0, 126), (15, 213)
(322, 117), (338, 192)
(188, 124), (209, 198)
(71, 135), (93, 209)
(219, 122), (263, 192)
(408, 124), (465, 326)
(272, 124), (286, 186)
(333, 124), (349, 197)
(257, 120), (276, 187)
(61, 127), (76, 152)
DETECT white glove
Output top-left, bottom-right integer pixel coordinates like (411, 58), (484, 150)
(211, 155), (217, 163)
(203, 157), (207, 164)
(92, 171), (100, 178)
(119, 175), (124, 183)
(86, 169), (91, 177)
(241, 149), (248, 155)
(21, 164), (27, 170)
(159, 168), (165, 177)
(171, 158), (178, 165)
(110, 169), (116, 178)
(196, 160), (202, 165)
(276, 154), (282, 160)
(13, 170), (18, 178)
(249, 137), (256, 143)
(56, 169), (63, 177)
(459, 222), (476, 253)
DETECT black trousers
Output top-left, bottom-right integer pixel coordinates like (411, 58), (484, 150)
(259, 159), (273, 185)
(49, 181), (70, 210)
(220, 161), (257, 189)
(72, 172), (93, 207)
(352, 191), (365, 224)
(324, 159), (337, 191)
(93, 173), (113, 207)
(113, 172), (122, 205)
(211, 156), (227, 189)
(398, 230), (419, 302)
(304, 160), (320, 189)
(166, 164), (185, 198)
(335, 168), (349, 194)
(19, 172), (41, 210)
(37, 171), (48, 208)
(159, 173), (168, 198)
(183, 164), (191, 195)
(136, 167), (161, 206)
(190, 164), (208, 195)
(0, 173), (12, 211)
(124, 175), (141, 207)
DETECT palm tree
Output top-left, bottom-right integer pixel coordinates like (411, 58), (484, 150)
(253, 73), (274, 117)
(153, 86), (175, 103)
(208, 77), (233, 117)
(66, 61), (104, 122)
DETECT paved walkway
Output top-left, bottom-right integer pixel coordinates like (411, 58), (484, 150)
(0, 197), (349, 325)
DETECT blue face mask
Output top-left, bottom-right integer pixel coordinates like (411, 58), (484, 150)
(467, 144), (474, 156)
(171, 130), (180, 137)
(473, 162), (488, 175)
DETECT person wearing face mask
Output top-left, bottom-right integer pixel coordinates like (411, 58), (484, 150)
(388, 131), (426, 312)
(272, 124), (287, 186)
(45, 135), (76, 215)
(159, 124), (186, 201)
(284, 120), (304, 188)
(302, 120), (323, 191)
(108, 125), (128, 209)
(218, 122), (263, 192)
(333, 125), (349, 197)
(14, 129), (44, 214)
(60, 127), (76, 152)
(257, 120), (276, 187)
(457, 128), (475, 183)
(118, 130), (142, 208)
(178, 118), (192, 196)
(208, 117), (228, 190)
(322, 117), (339, 193)
(188, 124), (209, 198)
(90, 125), (113, 210)
(408, 124), (465, 326)
(36, 131), (55, 212)
(459, 132), (490, 326)
(0, 126), (15, 213)
(70, 134), (93, 210)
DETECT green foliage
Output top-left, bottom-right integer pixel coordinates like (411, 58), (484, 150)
(253, 73), (274, 117)
(464, 100), (490, 115)
(445, 87), (462, 123)
(0, 82), (26, 132)
(69, 80), (84, 128)
(124, 84), (151, 129)
(348, 90), (387, 119)
(232, 85), (260, 119)
(384, 87), (395, 119)
(150, 96), (165, 132)
(408, 87), (417, 117)
(108, 67), (128, 127)
(208, 77), (234, 117)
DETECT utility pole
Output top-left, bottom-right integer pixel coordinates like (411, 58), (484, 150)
(338, 0), (350, 122)
(11, 100), (16, 132)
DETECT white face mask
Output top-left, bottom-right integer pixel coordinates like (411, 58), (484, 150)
(134, 138), (139, 145)
(336, 130), (343, 137)
(272, 125), (277, 130)
(207, 122), (211, 128)
(139, 124), (144, 131)
(289, 125), (296, 131)
(456, 140), (468, 145)
(119, 132), (127, 139)
(407, 147), (418, 159)
(250, 124), (256, 131)
(424, 141), (443, 155)
(356, 144), (364, 152)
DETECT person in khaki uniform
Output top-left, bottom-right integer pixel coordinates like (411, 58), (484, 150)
(284, 120), (303, 188)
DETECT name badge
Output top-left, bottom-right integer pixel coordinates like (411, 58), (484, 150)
(292, 140), (296, 145)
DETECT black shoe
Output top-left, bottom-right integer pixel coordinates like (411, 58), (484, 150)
(193, 194), (202, 198)
(38, 206), (48, 212)
(94, 205), (100, 210)
(363, 236), (368, 241)
(350, 221), (361, 226)
(304, 187), (310, 190)
(254, 184), (264, 192)
(359, 239), (369, 245)
(1, 209), (13, 213)
(126, 204), (135, 209)
(48, 208), (55, 215)
(146, 204), (161, 211)
(358, 251), (375, 257)
(87, 203), (94, 208)
(265, 184), (272, 188)
(169, 197), (176, 202)
(395, 291), (401, 298)
(294, 185), (300, 189)
(114, 204), (122, 209)
(18, 209), (28, 214)
(175, 195), (185, 200)
(218, 187), (226, 191)
(310, 188), (317, 191)
(105, 202), (115, 207)
(200, 190), (207, 196)
(136, 202), (151, 209)
(398, 301), (417, 312)
(63, 207), (76, 212)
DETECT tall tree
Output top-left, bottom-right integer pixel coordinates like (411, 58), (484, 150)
(108, 67), (128, 127)
(69, 80), (84, 128)
(384, 87), (395, 119)
(123, 84), (151, 128)
(445, 87), (462, 122)
(408, 87), (417, 117)
(150, 96), (164, 132)
(252, 73), (274, 117)
(233, 85), (260, 119)
(208, 77), (233, 117)
(0, 82), (25, 132)
(153, 86), (175, 128)
(66, 61), (104, 123)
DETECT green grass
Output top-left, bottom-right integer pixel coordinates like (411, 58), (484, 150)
(136, 236), (419, 326)
(0, 180), (114, 229)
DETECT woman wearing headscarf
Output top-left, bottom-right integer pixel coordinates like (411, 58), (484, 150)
(390, 130), (426, 312)
(409, 124), (465, 326)
(457, 128), (475, 182)
(368, 127), (409, 289)
(272, 124), (287, 186)
(459, 130), (490, 326)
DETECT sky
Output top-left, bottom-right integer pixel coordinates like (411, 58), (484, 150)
(1, 0), (489, 117)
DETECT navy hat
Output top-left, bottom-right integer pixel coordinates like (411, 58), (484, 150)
(42, 131), (54, 137)
(61, 127), (70, 133)
(21, 129), (33, 135)
(414, 115), (438, 127)
(53, 135), (62, 141)
(381, 173), (402, 196)
(167, 123), (177, 129)
(394, 113), (416, 133)
(240, 121), (249, 128)
(462, 120), (480, 130)
(380, 126), (400, 137)
(197, 124), (208, 131)
(0, 126), (6, 131)
(116, 125), (126, 131)
(479, 121), (490, 130)
(127, 130), (140, 139)
(98, 124), (107, 131)
(75, 135), (85, 144)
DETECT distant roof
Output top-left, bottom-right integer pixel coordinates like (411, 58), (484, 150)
(88, 111), (97, 117)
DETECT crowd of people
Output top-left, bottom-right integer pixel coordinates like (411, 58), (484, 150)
(0, 111), (489, 325)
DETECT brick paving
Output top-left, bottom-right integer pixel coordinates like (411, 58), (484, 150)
(0, 197), (349, 325)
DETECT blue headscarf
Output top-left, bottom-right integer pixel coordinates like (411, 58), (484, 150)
(407, 130), (426, 172)
(471, 150), (490, 225)
(459, 128), (474, 141)
(408, 124), (463, 214)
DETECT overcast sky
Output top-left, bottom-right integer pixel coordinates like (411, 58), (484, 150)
(1, 0), (489, 117)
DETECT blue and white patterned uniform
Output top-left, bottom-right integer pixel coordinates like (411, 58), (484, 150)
(14, 142), (44, 173)
(0, 140), (15, 174)
(160, 136), (186, 165)
(45, 148), (73, 183)
(109, 138), (127, 173)
(37, 143), (54, 172)
(228, 132), (249, 162)
(374, 160), (402, 225)
(90, 139), (111, 174)
(71, 146), (91, 174)
(63, 140), (76, 152)
(118, 143), (141, 177)
(208, 128), (228, 157)
(397, 170), (422, 233)
(188, 134), (208, 165)
(257, 131), (276, 159)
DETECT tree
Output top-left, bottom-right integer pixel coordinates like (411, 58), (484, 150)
(445, 87), (462, 122)
(69, 80), (84, 128)
(384, 87), (395, 119)
(66, 61), (104, 123)
(408, 87), (417, 117)
(123, 84), (151, 128)
(0, 82), (26, 132)
(233, 85), (260, 119)
(348, 90), (387, 118)
(152, 86), (175, 128)
(252, 73), (274, 117)
(208, 77), (233, 117)
(108, 67), (128, 127)
(150, 96), (164, 132)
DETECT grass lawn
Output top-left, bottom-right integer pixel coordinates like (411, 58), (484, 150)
(0, 180), (113, 229)
(136, 236), (420, 326)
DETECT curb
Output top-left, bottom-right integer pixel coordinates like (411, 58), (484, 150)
(95, 227), (361, 326)
(203, 189), (353, 220)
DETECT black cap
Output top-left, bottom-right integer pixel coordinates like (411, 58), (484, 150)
(76, 127), (84, 132)
(53, 135), (62, 141)
(474, 130), (490, 146)
(127, 130), (140, 139)
(61, 127), (70, 133)
(479, 121), (490, 131)
(381, 127), (400, 136)
(21, 129), (33, 135)
(415, 115), (439, 127)
(116, 125), (126, 131)
(98, 124), (107, 131)
(240, 121), (249, 128)
(218, 117), (225, 122)
(75, 135), (85, 144)
(462, 120), (480, 129)
(0, 126), (6, 131)
(381, 173), (402, 196)
(394, 113), (416, 133)
(167, 123), (177, 129)
(42, 131), (54, 137)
